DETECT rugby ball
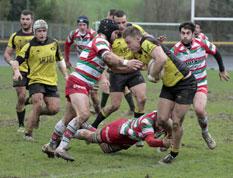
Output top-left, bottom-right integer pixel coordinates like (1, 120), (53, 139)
(147, 59), (164, 82)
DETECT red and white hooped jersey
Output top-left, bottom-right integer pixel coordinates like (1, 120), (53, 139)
(196, 32), (208, 41)
(70, 34), (110, 87)
(64, 28), (96, 60)
(119, 111), (161, 141)
(171, 38), (216, 88)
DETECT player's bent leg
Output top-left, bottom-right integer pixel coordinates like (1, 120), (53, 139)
(90, 88), (101, 114)
(130, 83), (147, 118)
(55, 93), (90, 161)
(15, 86), (27, 131)
(160, 103), (190, 164)
(157, 98), (175, 136)
(123, 87), (135, 116)
(25, 93), (43, 140)
(103, 92), (123, 115)
(193, 92), (216, 149)
(42, 101), (76, 158)
(41, 97), (60, 116)
(92, 92), (123, 128)
(55, 118), (79, 162)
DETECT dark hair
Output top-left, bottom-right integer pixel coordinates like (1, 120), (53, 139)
(195, 22), (201, 28)
(114, 10), (126, 18)
(108, 9), (117, 16)
(195, 22), (201, 26)
(179, 22), (195, 32)
(21, 10), (34, 19)
(123, 26), (142, 39)
(97, 19), (119, 42)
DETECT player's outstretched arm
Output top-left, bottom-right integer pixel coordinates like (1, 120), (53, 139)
(144, 134), (171, 148)
(103, 51), (143, 72)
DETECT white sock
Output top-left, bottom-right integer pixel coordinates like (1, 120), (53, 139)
(58, 118), (80, 149)
(50, 119), (66, 147)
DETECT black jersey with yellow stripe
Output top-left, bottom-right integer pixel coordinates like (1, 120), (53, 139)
(7, 29), (34, 72)
(134, 36), (190, 87)
(112, 23), (146, 59)
(16, 37), (64, 86)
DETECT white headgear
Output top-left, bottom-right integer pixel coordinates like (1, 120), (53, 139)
(33, 19), (48, 33)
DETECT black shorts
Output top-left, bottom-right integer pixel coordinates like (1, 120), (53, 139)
(109, 70), (145, 92)
(13, 71), (28, 87)
(28, 83), (59, 97)
(159, 74), (197, 104)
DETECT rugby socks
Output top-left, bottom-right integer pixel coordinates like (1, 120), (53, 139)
(134, 112), (144, 118)
(59, 118), (80, 149)
(81, 121), (96, 132)
(50, 120), (66, 148)
(124, 92), (135, 112)
(17, 109), (25, 127)
(170, 147), (179, 158)
(92, 111), (106, 128)
(198, 116), (208, 133)
(101, 92), (109, 108)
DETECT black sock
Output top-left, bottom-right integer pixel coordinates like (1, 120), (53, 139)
(17, 109), (25, 127)
(92, 112), (106, 128)
(124, 92), (135, 112)
(134, 112), (144, 118)
(170, 151), (179, 158)
(101, 93), (109, 108)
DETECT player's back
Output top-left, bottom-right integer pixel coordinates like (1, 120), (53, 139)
(71, 34), (110, 87)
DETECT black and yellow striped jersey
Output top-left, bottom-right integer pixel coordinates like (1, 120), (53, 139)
(7, 29), (34, 72)
(134, 36), (190, 87)
(16, 37), (64, 86)
(112, 23), (146, 59)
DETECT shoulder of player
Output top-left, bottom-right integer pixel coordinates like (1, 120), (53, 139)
(9, 32), (17, 39)
(68, 29), (78, 37)
(93, 35), (109, 46)
(29, 37), (58, 47)
(140, 36), (158, 52)
(88, 28), (97, 35)
(129, 23), (146, 34)
(172, 41), (184, 52)
(15, 29), (33, 36)
(193, 38), (208, 47)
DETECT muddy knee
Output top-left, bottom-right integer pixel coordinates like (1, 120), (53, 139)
(172, 122), (180, 131)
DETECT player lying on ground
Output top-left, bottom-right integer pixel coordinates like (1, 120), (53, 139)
(42, 110), (172, 161)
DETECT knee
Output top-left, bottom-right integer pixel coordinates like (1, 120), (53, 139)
(33, 100), (43, 112)
(79, 110), (90, 122)
(18, 93), (26, 103)
(172, 121), (180, 131)
(157, 118), (168, 128)
(195, 106), (205, 118)
(137, 95), (147, 106)
(48, 106), (60, 115)
(109, 104), (120, 113)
